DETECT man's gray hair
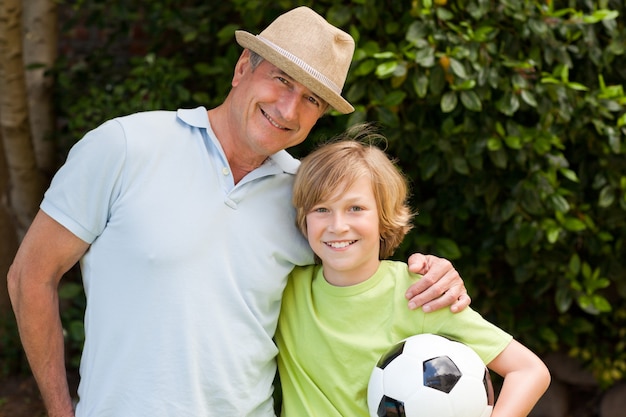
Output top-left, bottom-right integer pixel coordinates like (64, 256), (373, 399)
(249, 50), (264, 70)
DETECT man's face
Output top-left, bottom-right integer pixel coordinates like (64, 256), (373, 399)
(229, 52), (328, 157)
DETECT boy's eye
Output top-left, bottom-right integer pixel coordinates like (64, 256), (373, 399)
(349, 206), (363, 212)
(312, 207), (328, 213)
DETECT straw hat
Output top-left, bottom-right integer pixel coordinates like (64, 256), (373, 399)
(235, 6), (355, 114)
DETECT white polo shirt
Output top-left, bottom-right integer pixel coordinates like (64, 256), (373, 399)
(42, 107), (313, 416)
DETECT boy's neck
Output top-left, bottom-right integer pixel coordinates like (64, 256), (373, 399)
(320, 260), (382, 287)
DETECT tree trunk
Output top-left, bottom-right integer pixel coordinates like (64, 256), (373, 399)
(0, 0), (48, 318)
(0, 132), (18, 316)
(23, 0), (57, 177)
(0, 0), (46, 240)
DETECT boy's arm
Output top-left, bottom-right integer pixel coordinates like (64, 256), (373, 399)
(405, 253), (471, 312)
(487, 339), (551, 417)
(7, 210), (89, 417)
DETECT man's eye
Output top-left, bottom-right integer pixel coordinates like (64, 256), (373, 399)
(307, 96), (320, 106)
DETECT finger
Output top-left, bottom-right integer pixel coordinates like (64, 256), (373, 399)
(420, 285), (463, 312)
(407, 253), (428, 274)
(406, 273), (455, 310)
(405, 258), (454, 300)
(405, 273), (437, 301)
(450, 292), (471, 313)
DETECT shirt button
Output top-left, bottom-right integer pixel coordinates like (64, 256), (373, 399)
(222, 167), (230, 176)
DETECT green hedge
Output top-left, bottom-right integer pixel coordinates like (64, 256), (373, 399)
(53, 0), (625, 387)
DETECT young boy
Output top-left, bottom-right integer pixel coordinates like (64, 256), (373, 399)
(275, 124), (550, 417)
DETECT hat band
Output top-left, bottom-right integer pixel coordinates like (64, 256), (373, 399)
(255, 35), (342, 95)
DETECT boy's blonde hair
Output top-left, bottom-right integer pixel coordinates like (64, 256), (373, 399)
(293, 124), (414, 259)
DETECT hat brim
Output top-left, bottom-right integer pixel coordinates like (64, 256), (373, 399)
(235, 30), (354, 114)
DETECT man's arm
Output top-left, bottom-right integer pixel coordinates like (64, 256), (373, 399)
(7, 210), (90, 417)
(405, 253), (471, 312)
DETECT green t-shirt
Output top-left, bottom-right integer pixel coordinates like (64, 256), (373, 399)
(275, 260), (512, 417)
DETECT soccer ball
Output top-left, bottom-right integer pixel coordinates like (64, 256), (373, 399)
(367, 334), (494, 417)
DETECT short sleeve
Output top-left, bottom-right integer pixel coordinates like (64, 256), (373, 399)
(422, 307), (513, 365)
(41, 119), (127, 243)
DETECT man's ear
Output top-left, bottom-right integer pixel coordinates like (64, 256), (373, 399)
(232, 49), (251, 87)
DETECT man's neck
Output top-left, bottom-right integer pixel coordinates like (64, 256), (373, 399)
(207, 107), (267, 184)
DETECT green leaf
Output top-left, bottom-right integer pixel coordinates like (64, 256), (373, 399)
(327, 4), (352, 26)
(452, 156), (470, 175)
(374, 52), (396, 59)
(546, 226), (561, 243)
(434, 238), (462, 259)
(460, 91), (482, 111)
(559, 168), (579, 183)
(591, 295), (612, 313)
(347, 108), (367, 126)
(569, 253), (581, 275)
(454, 79), (476, 90)
(413, 74), (429, 98)
(496, 92), (520, 116)
(449, 58), (467, 79)
(487, 137), (502, 151)
(472, 25), (496, 42)
(375, 106), (400, 127)
(582, 9), (619, 24)
(598, 186), (615, 208)
(561, 217), (587, 232)
(354, 59), (377, 76)
(521, 90), (537, 107)
(406, 21), (429, 45)
(488, 148), (508, 169)
(382, 91), (407, 107)
(346, 81), (367, 102)
(376, 61), (398, 78)
(555, 287), (573, 313)
(420, 154), (440, 180)
(216, 24), (238, 42)
(495, 122), (506, 137)
(441, 91), (458, 113)
(68, 321), (85, 342)
(504, 135), (522, 149)
(59, 283), (84, 299)
(566, 82), (589, 91)
(577, 294), (612, 315)
(550, 194), (570, 213)
(436, 7), (454, 21)
(414, 47), (436, 67)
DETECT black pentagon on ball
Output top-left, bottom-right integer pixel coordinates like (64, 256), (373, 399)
(377, 395), (406, 417)
(376, 340), (406, 369)
(423, 355), (462, 393)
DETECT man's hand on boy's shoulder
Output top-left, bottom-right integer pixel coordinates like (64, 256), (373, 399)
(405, 253), (471, 313)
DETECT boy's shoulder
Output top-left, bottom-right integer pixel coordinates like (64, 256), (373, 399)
(379, 260), (422, 280)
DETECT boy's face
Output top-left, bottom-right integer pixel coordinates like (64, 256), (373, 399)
(305, 176), (381, 286)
